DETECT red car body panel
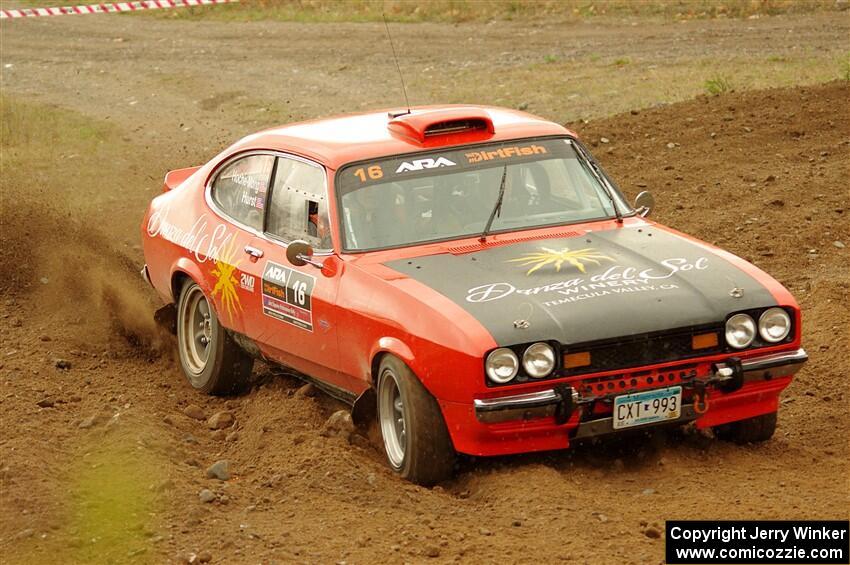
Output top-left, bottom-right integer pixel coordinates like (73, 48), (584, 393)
(141, 105), (804, 457)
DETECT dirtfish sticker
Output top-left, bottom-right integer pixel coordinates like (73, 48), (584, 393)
(465, 144), (547, 164)
(507, 247), (614, 275)
(261, 261), (315, 332)
(210, 238), (243, 322)
(467, 257), (709, 304)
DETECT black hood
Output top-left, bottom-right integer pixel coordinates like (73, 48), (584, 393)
(384, 226), (777, 346)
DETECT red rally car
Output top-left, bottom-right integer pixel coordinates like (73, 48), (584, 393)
(141, 105), (807, 485)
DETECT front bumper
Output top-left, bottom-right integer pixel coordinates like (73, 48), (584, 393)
(460, 348), (808, 447)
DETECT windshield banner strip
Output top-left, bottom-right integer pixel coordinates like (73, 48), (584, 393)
(337, 138), (575, 195)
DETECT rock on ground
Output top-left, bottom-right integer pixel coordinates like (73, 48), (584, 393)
(206, 460), (231, 481)
(321, 410), (354, 438)
(294, 383), (316, 398)
(183, 404), (206, 420)
(198, 488), (216, 503)
(206, 411), (234, 430)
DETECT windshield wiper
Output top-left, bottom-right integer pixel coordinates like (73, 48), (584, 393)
(575, 143), (623, 224)
(479, 165), (508, 242)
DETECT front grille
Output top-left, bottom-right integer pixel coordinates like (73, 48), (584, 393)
(561, 325), (723, 376)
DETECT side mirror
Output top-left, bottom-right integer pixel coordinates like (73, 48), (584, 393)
(286, 240), (323, 269)
(634, 190), (655, 217)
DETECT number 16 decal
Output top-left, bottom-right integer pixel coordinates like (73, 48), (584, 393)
(261, 261), (315, 331)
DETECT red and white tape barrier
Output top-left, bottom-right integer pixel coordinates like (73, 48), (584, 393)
(0, 0), (237, 20)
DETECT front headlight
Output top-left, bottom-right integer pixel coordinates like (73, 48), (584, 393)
(725, 313), (756, 349)
(759, 307), (791, 343)
(522, 342), (555, 378)
(485, 348), (519, 384)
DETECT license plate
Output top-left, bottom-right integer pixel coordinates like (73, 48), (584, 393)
(613, 386), (682, 430)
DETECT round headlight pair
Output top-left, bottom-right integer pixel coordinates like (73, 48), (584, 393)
(725, 308), (790, 349)
(485, 343), (556, 384)
(758, 307), (791, 343)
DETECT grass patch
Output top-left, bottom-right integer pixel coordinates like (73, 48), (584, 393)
(437, 55), (839, 122)
(0, 95), (110, 153)
(115, 0), (845, 23)
(0, 95), (170, 252)
(3, 430), (167, 565)
(704, 76), (733, 95)
(67, 437), (164, 564)
(840, 53), (850, 82)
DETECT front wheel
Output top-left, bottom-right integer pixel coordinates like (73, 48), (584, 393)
(377, 356), (455, 486)
(713, 411), (777, 444)
(176, 280), (253, 395)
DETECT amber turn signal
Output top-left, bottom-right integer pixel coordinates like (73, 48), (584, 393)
(563, 351), (591, 369)
(692, 332), (719, 350)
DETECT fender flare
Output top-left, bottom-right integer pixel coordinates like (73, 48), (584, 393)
(354, 336), (418, 430)
(369, 337), (416, 385)
(170, 258), (210, 303)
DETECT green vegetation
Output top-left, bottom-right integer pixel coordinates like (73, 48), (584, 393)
(67, 438), (163, 564)
(437, 56), (836, 122)
(704, 76), (733, 95)
(0, 95), (110, 152)
(0, 95), (168, 252)
(0, 420), (166, 565)
(123, 0), (844, 23)
(840, 53), (850, 82)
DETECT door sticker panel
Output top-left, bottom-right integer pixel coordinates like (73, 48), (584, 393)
(261, 261), (315, 332)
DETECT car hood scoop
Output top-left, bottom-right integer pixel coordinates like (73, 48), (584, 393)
(383, 226), (778, 346)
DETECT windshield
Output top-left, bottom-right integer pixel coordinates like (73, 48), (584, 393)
(336, 137), (631, 251)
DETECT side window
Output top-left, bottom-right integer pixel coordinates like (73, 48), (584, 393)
(266, 157), (331, 250)
(211, 154), (274, 231)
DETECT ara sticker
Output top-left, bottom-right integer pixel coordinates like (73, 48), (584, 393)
(395, 157), (456, 173)
(261, 261), (315, 332)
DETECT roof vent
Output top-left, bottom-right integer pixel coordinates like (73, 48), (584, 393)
(424, 118), (489, 137)
(388, 108), (495, 145)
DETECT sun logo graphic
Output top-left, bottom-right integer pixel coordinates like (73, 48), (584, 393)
(508, 246), (613, 276)
(210, 238), (243, 322)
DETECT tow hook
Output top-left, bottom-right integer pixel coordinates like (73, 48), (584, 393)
(682, 358), (745, 414)
(693, 381), (709, 414)
(554, 385), (579, 424)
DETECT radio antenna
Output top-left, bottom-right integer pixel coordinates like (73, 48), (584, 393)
(383, 13), (411, 115)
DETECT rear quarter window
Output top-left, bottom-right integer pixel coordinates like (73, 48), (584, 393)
(210, 154), (274, 231)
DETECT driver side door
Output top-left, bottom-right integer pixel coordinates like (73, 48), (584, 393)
(237, 154), (351, 394)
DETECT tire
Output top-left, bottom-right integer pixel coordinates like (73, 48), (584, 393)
(377, 355), (456, 486)
(713, 411), (777, 444)
(176, 279), (253, 395)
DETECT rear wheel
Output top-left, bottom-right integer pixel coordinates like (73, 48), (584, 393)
(713, 411), (777, 444)
(377, 356), (455, 486)
(176, 280), (252, 395)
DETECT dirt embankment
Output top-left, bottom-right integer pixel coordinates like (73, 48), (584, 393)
(1, 82), (848, 564)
